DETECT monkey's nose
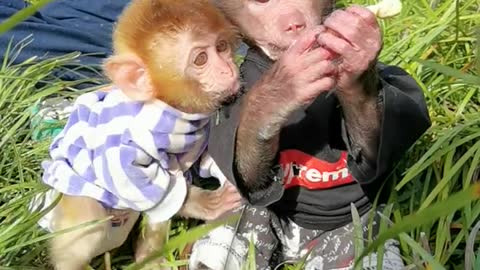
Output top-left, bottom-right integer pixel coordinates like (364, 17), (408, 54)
(279, 10), (306, 34)
(286, 23), (306, 32)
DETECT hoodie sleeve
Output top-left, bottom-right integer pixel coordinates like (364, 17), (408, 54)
(341, 63), (432, 196)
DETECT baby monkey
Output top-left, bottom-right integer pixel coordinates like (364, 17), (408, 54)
(35, 0), (242, 269)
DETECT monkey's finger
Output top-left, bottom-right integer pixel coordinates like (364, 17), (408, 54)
(304, 47), (335, 65)
(225, 196), (243, 205)
(220, 200), (244, 214)
(323, 11), (372, 50)
(346, 5), (379, 27)
(223, 193), (243, 204)
(223, 181), (240, 194)
(229, 200), (244, 210)
(346, 7), (382, 50)
(222, 188), (240, 196)
(222, 189), (243, 203)
(304, 60), (338, 82)
(316, 31), (356, 63)
(222, 188), (242, 198)
(331, 9), (380, 52)
(304, 77), (337, 99)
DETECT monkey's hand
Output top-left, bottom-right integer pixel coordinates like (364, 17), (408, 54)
(270, 26), (338, 112)
(178, 181), (243, 221)
(317, 6), (382, 99)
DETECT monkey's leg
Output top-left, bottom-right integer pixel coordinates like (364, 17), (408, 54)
(134, 220), (170, 269)
(49, 195), (109, 270)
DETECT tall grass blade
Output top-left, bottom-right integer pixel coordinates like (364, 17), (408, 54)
(354, 183), (480, 267)
(416, 59), (480, 85)
(351, 203), (364, 270)
(0, 0), (56, 35)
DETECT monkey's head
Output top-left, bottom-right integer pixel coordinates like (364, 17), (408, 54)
(213, 0), (335, 60)
(104, 0), (241, 114)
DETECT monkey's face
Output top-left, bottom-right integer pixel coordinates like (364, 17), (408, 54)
(181, 32), (241, 111)
(139, 31), (240, 114)
(216, 0), (333, 60)
(105, 0), (241, 114)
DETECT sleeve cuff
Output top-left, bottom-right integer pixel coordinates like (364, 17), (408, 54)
(232, 159), (285, 207)
(341, 82), (385, 184)
(144, 172), (188, 224)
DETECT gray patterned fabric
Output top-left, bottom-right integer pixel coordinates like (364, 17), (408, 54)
(189, 205), (404, 270)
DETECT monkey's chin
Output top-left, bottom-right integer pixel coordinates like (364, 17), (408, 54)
(219, 89), (242, 106)
(216, 80), (243, 107)
(220, 94), (239, 107)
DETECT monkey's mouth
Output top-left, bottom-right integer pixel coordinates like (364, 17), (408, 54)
(268, 43), (285, 53)
(219, 81), (243, 106)
(223, 80), (241, 96)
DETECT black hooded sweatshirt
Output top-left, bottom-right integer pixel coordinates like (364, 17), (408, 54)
(206, 46), (431, 231)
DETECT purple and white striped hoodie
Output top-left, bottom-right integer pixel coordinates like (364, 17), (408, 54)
(40, 88), (226, 224)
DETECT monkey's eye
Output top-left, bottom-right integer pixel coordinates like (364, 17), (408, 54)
(216, 40), (228, 52)
(194, 52), (208, 66)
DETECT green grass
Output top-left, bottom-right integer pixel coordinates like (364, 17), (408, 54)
(0, 0), (479, 269)
(0, 0), (55, 36)
(340, 0), (480, 269)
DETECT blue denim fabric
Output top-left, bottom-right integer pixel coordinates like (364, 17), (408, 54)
(0, 1), (129, 87)
(0, 1), (249, 89)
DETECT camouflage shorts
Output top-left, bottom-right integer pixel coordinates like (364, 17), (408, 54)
(189, 205), (404, 270)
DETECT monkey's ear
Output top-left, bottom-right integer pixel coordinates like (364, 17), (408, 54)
(103, 54), (153, 101)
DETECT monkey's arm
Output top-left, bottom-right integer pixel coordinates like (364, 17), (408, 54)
(208, 61), (288, 206)
(336, 64), (382, 165)
(335, 63), (431, 194)
(235, 64), (292, 191)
